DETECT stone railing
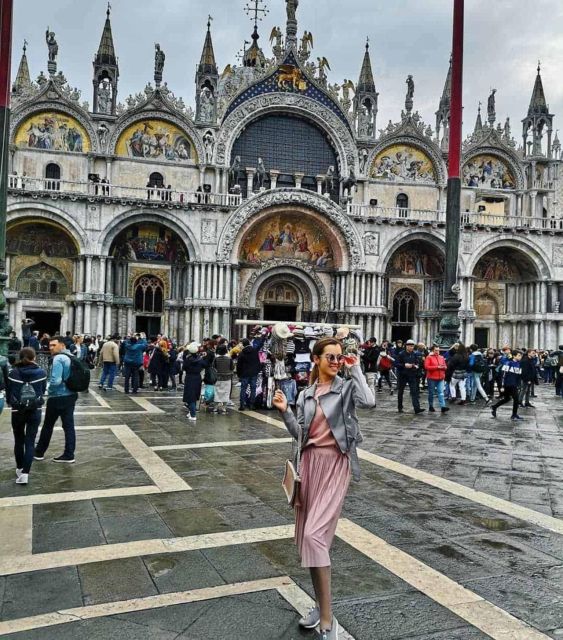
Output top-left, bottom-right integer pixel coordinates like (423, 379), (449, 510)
(347, 203), (446, 223)
(8, 175), (242, 208)
(461, 212), (563, 230)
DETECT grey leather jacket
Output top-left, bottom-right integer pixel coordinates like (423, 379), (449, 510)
(281, 365), (375, 481)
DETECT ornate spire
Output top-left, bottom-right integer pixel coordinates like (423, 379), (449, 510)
(199, 16), (218, 75)
(95, 2), (117, 67)
(439, 55), (452, 111)
(357, 38), (375, 94)
(528, 61), (549, 116)
(12, 40), (31, 94)
(474, 102), (483, 133)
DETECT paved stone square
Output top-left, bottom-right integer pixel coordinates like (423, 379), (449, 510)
(0, 380), (562, 639)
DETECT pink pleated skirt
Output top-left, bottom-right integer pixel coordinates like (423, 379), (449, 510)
(294, 445), (351, 568)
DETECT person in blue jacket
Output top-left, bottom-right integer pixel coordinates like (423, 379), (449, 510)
(491, 349), (523, 420)
(123, 333), (148, 394)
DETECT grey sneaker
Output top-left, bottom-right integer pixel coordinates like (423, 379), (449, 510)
(299, 606), (320, 629)
(318, 618), (339, 639)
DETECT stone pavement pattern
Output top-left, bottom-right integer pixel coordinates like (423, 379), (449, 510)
(0, 381), (561, 639)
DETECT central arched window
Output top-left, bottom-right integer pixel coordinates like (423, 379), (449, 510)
(135, 276), (164, 313)
(392, 288), (417, 324)
(45, 163), (61, 191)
(149, 172), (164, 188)
(231, 113), (340, 199)
(396, 193), (409, 216)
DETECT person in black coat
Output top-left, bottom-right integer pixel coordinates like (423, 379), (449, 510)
(236, 338), (262, 411)
(182, 343), (210, 421)
(395, 339), (424, 414)
(519, 349), (538, 408)
(147, 341), (169, 390)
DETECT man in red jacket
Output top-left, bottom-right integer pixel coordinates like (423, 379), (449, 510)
(424, 344), (450, 414)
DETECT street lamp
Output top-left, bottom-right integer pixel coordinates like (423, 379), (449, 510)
(436, 0), (464, 348)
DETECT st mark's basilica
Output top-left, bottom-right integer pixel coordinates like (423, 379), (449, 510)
(6, 0), (563, 348)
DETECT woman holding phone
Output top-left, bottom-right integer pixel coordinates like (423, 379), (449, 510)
(273, 337), (375, 639)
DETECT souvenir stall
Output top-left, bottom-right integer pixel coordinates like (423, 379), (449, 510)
(235, 320), (363, 410)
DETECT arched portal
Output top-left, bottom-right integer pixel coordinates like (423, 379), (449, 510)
(7, 219), (79, 337)
(384, 239), (445, 344)
(472, 246), (540, 347)
(133, 274), (165, 337)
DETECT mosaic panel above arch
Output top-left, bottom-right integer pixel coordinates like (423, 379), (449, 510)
(473, 247), (537, 281)
(7, 222), (78, 258)
(239, 212), (339, 271)
(370, 144), (436, 184)
(110, 223), (189, 264)
(386, 240), (444, 277)
(115, 119), (196, 162)
(462, 154), (515, 189)
(14, 111), (91, 153)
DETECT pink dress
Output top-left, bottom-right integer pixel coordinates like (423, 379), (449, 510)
(294, 382), (351, 568)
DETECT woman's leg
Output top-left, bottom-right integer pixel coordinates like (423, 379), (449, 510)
(459, 378), (467, 401)
(12, 415), (25, 470)
(310, 566), (332, 630)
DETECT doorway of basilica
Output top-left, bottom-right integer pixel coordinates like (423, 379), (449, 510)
(258, 281), (302, 322)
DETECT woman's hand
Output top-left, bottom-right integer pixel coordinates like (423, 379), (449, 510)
(272, 389), (288, 413)
(343, 354), (359, 368)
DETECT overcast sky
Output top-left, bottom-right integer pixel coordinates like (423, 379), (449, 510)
(11, 0), (563, 139)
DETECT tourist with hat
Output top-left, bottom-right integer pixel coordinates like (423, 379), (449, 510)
(395, 339), (425, 414)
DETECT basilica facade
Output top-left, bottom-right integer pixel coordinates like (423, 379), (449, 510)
(6, 1), (563, 348)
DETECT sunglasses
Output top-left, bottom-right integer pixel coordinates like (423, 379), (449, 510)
(319, 354), (346, 363)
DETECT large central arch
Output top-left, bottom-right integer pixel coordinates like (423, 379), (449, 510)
(215, 94), (357, 176)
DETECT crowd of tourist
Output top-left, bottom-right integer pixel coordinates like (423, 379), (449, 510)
(3, 318), (563, 488)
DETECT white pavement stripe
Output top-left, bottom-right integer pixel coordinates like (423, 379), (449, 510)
(0, 524), (295, 576)
(0, 486), (160, 509)
(242, 409), (563, 536)
(0, 506), (32, 557)
(87, 387), (111, 409)
(0, 577), (294, 636)
(152, 437), (292, 451)
(336, 519), (550, 640)
(109, 425), (191, 492)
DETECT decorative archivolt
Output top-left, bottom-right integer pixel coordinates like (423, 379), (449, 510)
(216, 189), (364, 269)
(461, 146), (525, 191)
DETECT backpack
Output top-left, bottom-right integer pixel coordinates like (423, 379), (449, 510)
(379, 355), (393, 371)
(64, 355), (91, 392)
(471, 355), (487, 374)
(12, 381), (41, 412)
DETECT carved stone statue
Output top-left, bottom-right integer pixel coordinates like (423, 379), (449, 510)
(341, 170), (357, 200)
(97, 79), (112, 114)
(199, 87), (215, 123)
(229, 155), (243, 189)
(406, 75), (414, 101)
(487, 89), (497, 123)
(97, 123), (110, 147)
(322, 165), (336, 195)
(203, 130), (215, 164)
(255, 157), (268, 190)
(358, 105), (371, 137)
(359, 148), (369, 174)
(300, 31), (313, 57)
(45, 28), (58, 62)
(504, 116), (511, 139)
(286, 0), (299, 21)
(154, 44), (165, 86)
(269, 27), (283, 52)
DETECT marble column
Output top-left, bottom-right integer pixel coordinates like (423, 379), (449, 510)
(78, 257), (85, 293)
(75, 303), (84, 332)
(294, 172), (304, 189)
(222, 309), (230, 336)
(218, 265), (225, 300)
(246, 169), (256, 197)
(85, 256), (93, 293)
(533, 321), (540, 348)
(104, 305), (112, 336)
(192, 308), (201, 343)
(193, 264), (200, 299)
(96, 303), (104, 336)
(269, 170), (279, 189)
(126, 307), (133, 334)
(203, 308), (210, 337)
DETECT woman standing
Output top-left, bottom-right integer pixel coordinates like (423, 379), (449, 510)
(273, 337), (375, 639)
(182, 343), (210, 422)
(7, 348), (47, 485)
